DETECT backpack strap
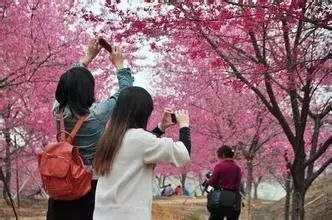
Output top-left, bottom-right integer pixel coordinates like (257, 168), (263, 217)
(59, 110), (66, 142)
(69, 116), (87, 141)
(58, 109), (87, 144)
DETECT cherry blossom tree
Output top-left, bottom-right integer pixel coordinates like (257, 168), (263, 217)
(75, 1), (332, 219)
(0, 0), (87, 202)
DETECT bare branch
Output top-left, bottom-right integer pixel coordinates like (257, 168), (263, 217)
(305, 157), (332, 190)
(305, 136), (332, 167)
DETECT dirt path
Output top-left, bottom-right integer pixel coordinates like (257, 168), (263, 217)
(0, 197), (209, 220)
(0, 197), (267, 220)
(153, 197), (209, 219)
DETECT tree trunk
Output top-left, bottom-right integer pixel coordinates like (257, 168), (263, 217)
(253, 182), (258, 200)
(246, 159), (253, 220)
(291, 187), (305, 220)
(3, 128), (12, 205)
(16, 153), (20, 208)
(162, 175), (166, 187)
(253, 176), (262, 200)
(307, 118), (320, 178)
(181, 173), (187, 194)
(291, 150), (306, 220)
(284, 171), (291, 220)
(198, 174), (206, 196)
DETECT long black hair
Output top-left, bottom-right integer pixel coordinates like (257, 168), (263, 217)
(93, 86), (153, 175)
(55, 67), (95, 116)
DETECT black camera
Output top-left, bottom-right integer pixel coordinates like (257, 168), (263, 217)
(202, 171), (212, 190)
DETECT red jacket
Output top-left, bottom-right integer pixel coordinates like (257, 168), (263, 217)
(208, 159), (242, 191)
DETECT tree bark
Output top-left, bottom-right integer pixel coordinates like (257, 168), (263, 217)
(253, 182), (258, 200)
(252, 175), (262, 200)
(284, 172), (291, 220)
(162, 175), (166, 187)
(198, 175), (206, 196)
(181, 173), (187, 194)
(307, 117), (320, 177)
(291, 186), (305, 220)
(3, 128), (12, 205)
(291, 149), (306, 220)
(246, 159), (253, 220)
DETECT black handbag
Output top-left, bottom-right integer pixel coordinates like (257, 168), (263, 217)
(207, 188), (237, 209)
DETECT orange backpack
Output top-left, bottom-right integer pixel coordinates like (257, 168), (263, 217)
(38, 110), (92, 200)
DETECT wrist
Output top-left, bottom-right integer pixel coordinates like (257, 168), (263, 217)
(179, 123), (189, 128)
(158, 123), (166, 132)
(80, 56), (93, 67)
(115, 63), (124, 70)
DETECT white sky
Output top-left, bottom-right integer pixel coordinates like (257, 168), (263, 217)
(82, 0), (160, 94)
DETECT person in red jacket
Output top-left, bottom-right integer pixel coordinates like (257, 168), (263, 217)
(208, 145), (242, 220)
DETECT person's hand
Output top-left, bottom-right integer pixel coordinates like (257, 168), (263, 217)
(110, 46), (124, 70)
(80, 38), (101, 67)
(174, 109), (189, 128)
(160, 108), (175, 131)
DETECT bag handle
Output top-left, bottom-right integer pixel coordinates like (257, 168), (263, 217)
(59, 109), (87, 143)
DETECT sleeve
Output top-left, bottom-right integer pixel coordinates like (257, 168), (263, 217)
(92, 68), (134, 124)
(208, 165), (221, 188)
(143, 134), (190, 167)
(179, 127), (191, 155)
(109, 68), (134, 100)
(151, 126), (164, 138)
(150, 126), (191, 153)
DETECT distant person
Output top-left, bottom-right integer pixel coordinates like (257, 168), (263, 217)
(161, 184), (174, 197)
(163, 184), (175, 197)
(47, 38), (133, 220)
(92, 87), (192, 220)
(207, 145), (242, 220)
(183, 187), (190, 196)
(175, 185), (183, 196)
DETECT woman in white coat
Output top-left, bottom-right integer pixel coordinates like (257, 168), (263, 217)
(93, 86), (191, 220)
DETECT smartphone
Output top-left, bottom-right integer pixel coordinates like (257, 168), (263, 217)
(98, 37), (112, 53)
(171, 113), (177, 124)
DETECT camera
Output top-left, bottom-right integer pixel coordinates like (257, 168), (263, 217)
(202, 171), (213, 192)
(171, 113), (177, 123)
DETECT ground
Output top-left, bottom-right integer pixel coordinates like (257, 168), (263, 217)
(0, 196), (267, 220)
(253, 175), (332, 220)
(0, 175), (331, 220)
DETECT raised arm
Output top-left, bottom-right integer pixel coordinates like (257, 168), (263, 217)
(91, 45), (134, 123)
(143, 109), (191, 166)
(143, 134), (190, 167)
(53, 39), (101, 112)
(78, 38), (101, 68)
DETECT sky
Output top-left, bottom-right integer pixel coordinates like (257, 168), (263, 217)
(78, 0), (160, 94)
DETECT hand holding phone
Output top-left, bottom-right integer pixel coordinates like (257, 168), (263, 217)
(160, 108), (176, 131)
(99, 37), (124, 70)
(98, 37), (112, 53)
(80, 38), (101, 67)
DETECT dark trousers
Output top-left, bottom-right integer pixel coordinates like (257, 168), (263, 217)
(209, 207), (241, 220)
(47, 180), (97, 220)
